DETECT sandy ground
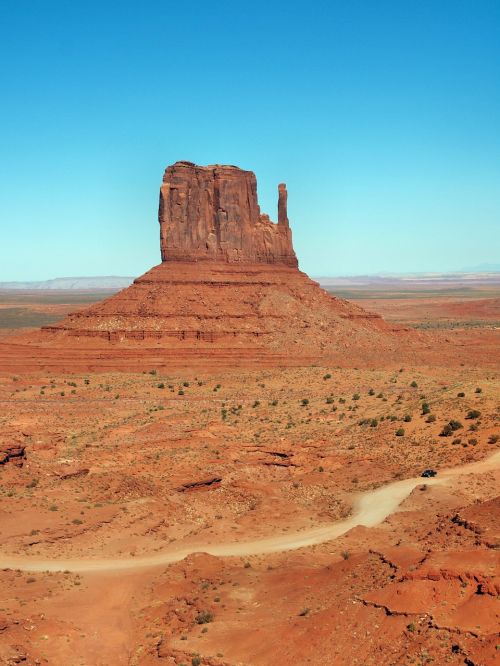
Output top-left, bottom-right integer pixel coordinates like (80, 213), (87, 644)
(0, 285), (499, 666)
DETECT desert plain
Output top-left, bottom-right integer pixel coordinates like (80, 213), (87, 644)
(0, 278), (498, 666)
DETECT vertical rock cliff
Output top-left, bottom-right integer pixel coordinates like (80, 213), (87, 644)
(159, 161), (298, 267)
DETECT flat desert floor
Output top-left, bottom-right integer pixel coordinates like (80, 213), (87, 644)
(0, 283), (498, 666)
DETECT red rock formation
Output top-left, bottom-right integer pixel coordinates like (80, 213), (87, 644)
(4, 161), (412, 371)
(159, 161), (297, 267)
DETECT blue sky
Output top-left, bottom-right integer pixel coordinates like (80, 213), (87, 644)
(1, 0), (499, 280)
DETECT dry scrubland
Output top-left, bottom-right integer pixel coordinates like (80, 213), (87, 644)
(0, 353), (499, 665)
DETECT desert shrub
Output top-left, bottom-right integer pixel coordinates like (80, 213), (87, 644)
(489, 434), (499, 444)
(370, 419), (378, 427)
(475, 387), (482, 394)
(403, 415), (412, 423)
(352, 393), (360, 401)
(301, 398), (309, 406)
(468, 438), (478, 445)
(157, 383), (165, 389)
(469, 423), (479, 432)
(195, 610), (213, 624)
(410, 381), (418, 388)
(326, 396), (334, 404)
(368, 388), (375, 396)
(341, 550), (350, 560)
(421, 402), (430, 415)
(426, 414), (436, 423)
(323, 373), (332, 380)
(407, 623), (416, 632)
(466, 409), (481, 419)
(178, 389), (184, 395)
(148, 369), (157, 376)
(395, 428), (405, 437)
(440, 420), (463, 437)
(452, 438), (461, 445)
(252, 400), (260, 408)
(457, 392), (465, 397)
(390, 415), (398, 422)
(298, 607), (310, 616)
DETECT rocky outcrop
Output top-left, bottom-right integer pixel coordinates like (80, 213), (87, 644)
(159, 161), (298, 267)
(0, 444), (25, 466)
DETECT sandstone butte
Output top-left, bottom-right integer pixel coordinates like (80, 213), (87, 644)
(3, 161), (413, 371)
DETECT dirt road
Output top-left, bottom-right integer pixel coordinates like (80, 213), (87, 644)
(2, 451), (498, 573)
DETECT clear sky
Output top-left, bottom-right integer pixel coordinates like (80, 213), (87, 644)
(1, 0), (499, 280)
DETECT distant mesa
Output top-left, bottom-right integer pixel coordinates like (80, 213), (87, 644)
(159, 161), (297, 266)
(4, 161), (404, 371)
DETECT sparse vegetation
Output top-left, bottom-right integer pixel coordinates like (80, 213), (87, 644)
(195, 610), (214, 624)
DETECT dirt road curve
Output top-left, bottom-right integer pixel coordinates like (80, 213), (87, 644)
(2, 451), (498, 573)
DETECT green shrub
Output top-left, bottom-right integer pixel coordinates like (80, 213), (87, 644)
(368, 388), (375, 396)
(195, 610), (213, 624)
(395, 428), (405, 437)
(301, 398), (309, 406)
(421, 402), (430, 415)
(352, 393), (360, 401)
(410, 381), (418, 388)
(403, 415), (412, 423)
(440, 420), (463, 437)
(157, 383), (165, 389)
(475, 387), (482, 394)
(323, 373), (332, 380)
(370, 419), (378, 427)
(466, 410), (481, 419)
(426, 414), (436, 423)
